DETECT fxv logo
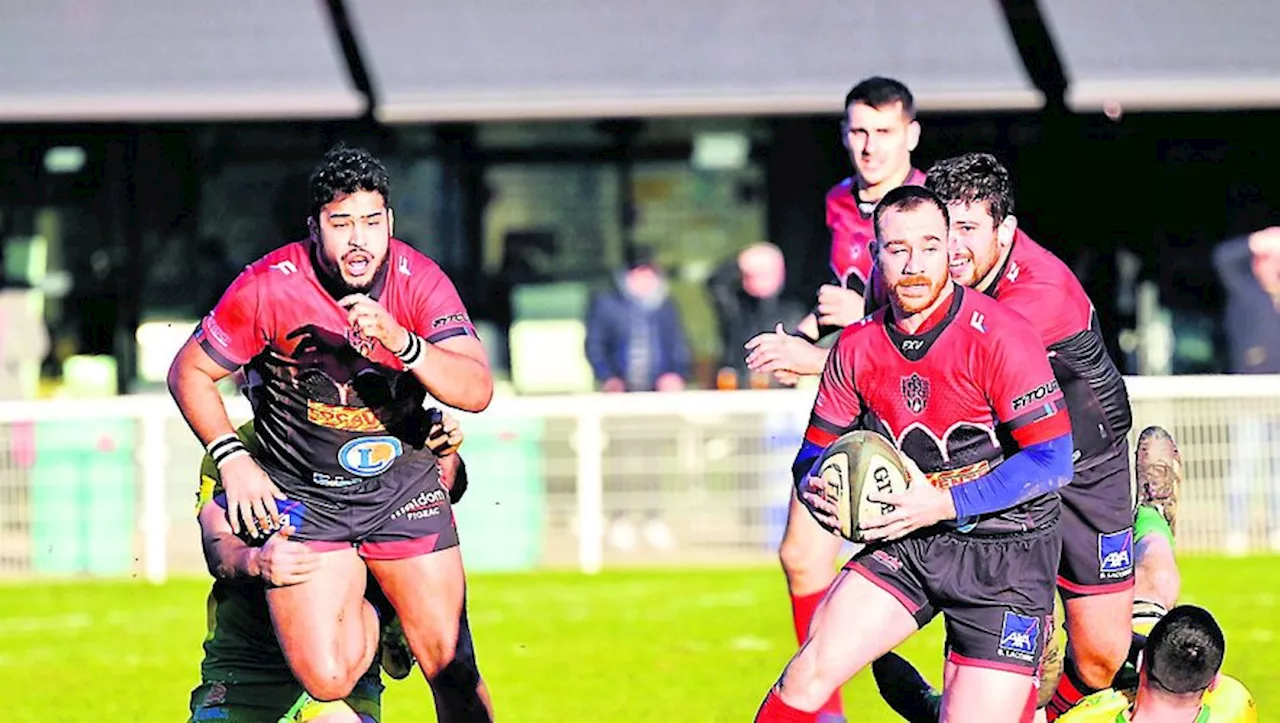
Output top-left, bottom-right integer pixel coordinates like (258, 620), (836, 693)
(270, 260), (298, 275)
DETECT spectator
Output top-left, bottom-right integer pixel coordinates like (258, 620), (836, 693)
(708, 242), (807, 389)
(585, 244), (690, 393)
(1213, 226), (1280, 554)
(583, 245), (690, 553)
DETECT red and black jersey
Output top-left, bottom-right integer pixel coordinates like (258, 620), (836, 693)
(805, 285), (1070, 533)
(194, 238), (477, 494)
(825, 169), (926, 295)
(865, 230), (1132, 464)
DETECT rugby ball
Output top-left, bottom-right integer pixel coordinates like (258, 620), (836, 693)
(815, 430), (911, 542)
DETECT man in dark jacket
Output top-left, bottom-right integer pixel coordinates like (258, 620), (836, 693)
(708, 242), (807, 389)
(583, 245), (690, 552)
(585, 245), (691, 393)
(1213, 225), (1280, 554)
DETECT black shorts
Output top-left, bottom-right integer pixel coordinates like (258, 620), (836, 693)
(846, 519), (1061, 675)
(1058, 439), (1136, 597)
(264, 454), (459, 560)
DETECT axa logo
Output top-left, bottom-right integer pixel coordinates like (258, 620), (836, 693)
(998, 611), (1040, 660)
(337, 436), (404, 477)
(1099, 529), (1134, 577)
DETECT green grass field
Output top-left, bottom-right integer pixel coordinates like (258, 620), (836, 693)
(2, 556), (1276, 722)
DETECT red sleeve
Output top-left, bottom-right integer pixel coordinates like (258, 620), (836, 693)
(195, 268), (266, 371)
(982, 313), (1071, 448)
(410, 266), (479, 344)
(803, 332), (864, 447)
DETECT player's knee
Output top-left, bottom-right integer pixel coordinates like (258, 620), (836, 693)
(778, 536), (826, 588)
(778, 654), (840, 709)
(1069, 637), (1127, 687)
(295, 660), (359, 702)
(415, 633), (461, 680)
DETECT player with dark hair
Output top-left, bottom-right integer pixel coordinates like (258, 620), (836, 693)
(755, 185), (1074, 722)
(866, 153), (1137, 718)
(744, 76), (926, 722)
(188, 409), (490, 723)
(1058, 604), (1255, 722)
(168, 143), (494, 720)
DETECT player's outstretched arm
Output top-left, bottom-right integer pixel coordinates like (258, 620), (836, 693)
(745, 323), (832, 380)
(197, 499), (260, 581)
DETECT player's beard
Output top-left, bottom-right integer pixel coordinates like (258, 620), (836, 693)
(313, 244), (387, 299)
(890, 273), (945, 315)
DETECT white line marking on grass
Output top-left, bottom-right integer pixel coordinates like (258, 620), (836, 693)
(729, 636), (772, 652)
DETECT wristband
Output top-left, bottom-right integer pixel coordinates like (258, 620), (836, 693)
(395, 332), (426, 368)
(207, 433), (249, 468)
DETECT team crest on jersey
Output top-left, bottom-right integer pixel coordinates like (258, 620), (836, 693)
(1098, 529), (1134, 578)
(900, 373), (930, 415)
(345, 326), (377, 358)
(998, 611), (1040, 662)
(338, 436), (403, 477)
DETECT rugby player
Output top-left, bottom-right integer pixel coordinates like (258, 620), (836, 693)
(857, 153), (1137, 717)
(188, 410), (484, 722)
(1058, 606), (1255, 723)
(754, 186), (1074, 722)
(870, 426), (1217, 721)
(744, 75), (926, 722)
(168, 144), (494, 719)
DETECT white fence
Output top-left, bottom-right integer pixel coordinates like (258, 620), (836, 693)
(1, 375), (1279, 582)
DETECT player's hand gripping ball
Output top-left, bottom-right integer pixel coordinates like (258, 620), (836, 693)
(802, 430), (911, 542)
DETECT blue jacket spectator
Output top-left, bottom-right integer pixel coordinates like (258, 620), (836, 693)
(585, 246), (691, 392)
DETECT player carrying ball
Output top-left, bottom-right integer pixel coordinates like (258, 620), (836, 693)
(754, 186), (1074, 722)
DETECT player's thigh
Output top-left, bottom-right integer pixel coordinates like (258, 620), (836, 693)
(933, 528), (1058, 686)
(1058, 448), (1136, 597)
(941, 663), (1035, 723)
(1062, 589), (1133, 661)
(266, 546), (368, 674)
(366, 545), (466, 673)
(779, 489), (846, 577)
(783, 543), (932, 691)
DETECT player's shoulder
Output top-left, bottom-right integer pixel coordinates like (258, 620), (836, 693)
(824, 177), (855, 204)
(388, 238), (447, 281)
(240, 241), (311, 284)
(1056, 688), (1130, 722)
(957, 286), (1042, 346)
(1002, 230), (1081, 293)
(1205, 674), (1257, 722)
(833, 309), (887, 349)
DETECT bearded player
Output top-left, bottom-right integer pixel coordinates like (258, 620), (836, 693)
(755, 186), (1074, 722)
(188, 408), (487, 722)
(168, 144), (494, 719)
(865, 154), (1134, 718)
(744, 76), (926, 722)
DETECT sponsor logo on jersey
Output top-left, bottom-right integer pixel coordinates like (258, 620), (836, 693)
(431, 312), (470, 329)
(307, 400), (388, 432)
(998, 611), (1040, 662)
(900, 373), (930, 414)
(390, 488), (448, 521)
(1011, 379), (1061, 411)
(1098, 529), (1134, 578)
(204, 315), (232, 348)
(202, 682), (228, 707)
(924, 460), (991, 490)
(338, 436), (403, 477)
